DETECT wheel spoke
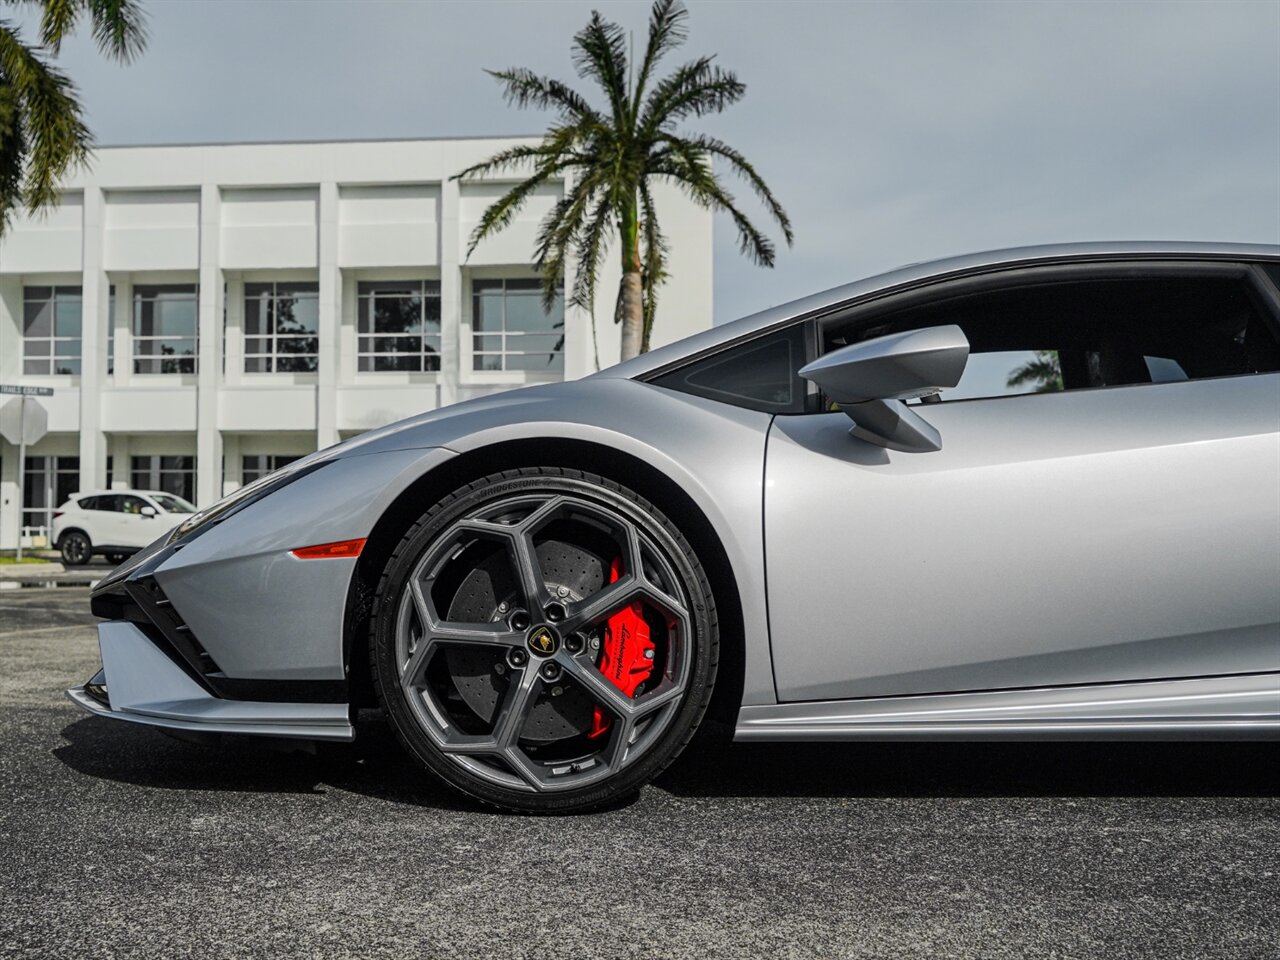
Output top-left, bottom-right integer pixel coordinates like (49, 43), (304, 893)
(555, 652), (640, 720)
(490, 664), (543, 751)
(561, 574), (642, 632)
(511, 530), (552, 612)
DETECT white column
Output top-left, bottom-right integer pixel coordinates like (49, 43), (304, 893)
(109, 433), (130, 490)
(221, 432), (240, 496)
(78, 187), (108, 492)
(316, 181), (340, 449)
(223, 275), (244, 387)
(0, 278), (20, 549)
(439, 178), (460, 408)
(111, 277), (132, 388)
(195, 184), (224, 508)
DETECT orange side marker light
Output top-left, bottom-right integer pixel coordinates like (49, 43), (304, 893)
(291, 538), (366, 560)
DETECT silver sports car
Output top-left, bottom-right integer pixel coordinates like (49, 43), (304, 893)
(70, 242), (1280, 812)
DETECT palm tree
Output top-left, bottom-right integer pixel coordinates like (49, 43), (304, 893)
(0, 0), (148, 235)
(1006, 350), (1064, 393)
(454, 0), (792, 362)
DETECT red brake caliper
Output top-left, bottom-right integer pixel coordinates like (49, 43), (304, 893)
(587, 557), (655, 739)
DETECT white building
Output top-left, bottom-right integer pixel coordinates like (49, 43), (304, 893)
(0, 137), (713, 550)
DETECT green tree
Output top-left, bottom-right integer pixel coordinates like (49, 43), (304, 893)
(0, 0), (147, 235)
(454, 0), (792, 363)
(1006, 350), (1064, 393)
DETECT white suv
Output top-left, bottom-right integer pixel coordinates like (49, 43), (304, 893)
(52, 490), (197, 567)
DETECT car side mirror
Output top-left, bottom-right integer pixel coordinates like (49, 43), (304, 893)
(140, 506), (158, 518)
(798, 325), (970, 452)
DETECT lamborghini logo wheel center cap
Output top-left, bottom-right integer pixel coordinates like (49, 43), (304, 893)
(526, 625), (560, 657)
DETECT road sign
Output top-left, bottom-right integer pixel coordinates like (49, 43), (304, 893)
(0, 396), (48, 447)
(0, 384), (54, 397)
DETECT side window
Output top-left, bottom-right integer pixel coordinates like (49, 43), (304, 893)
(78, 496), (100, 511)
(118, 495), (147, 515)
(650, 324), (810, 413)
(822, 269), (1280, 405)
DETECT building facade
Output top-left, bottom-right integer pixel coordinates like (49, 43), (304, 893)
(0, 138), (714, 549)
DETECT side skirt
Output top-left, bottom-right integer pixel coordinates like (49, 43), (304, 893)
(735, 673), (1280, 741)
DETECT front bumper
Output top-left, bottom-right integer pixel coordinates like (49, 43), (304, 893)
(66, 621), (354, 741)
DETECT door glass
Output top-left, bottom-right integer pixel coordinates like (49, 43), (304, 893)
(823, 270), (1280, 404)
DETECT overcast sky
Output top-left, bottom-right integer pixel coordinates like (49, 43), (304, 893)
(20, 0), (1280, 323)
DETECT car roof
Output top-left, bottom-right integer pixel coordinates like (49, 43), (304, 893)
(600, 240), (1280, 380)
(69, 490), (168, 500)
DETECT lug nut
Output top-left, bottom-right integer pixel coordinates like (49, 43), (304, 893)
(510, 610), (531, 631)
(508, 648), (528, 668)
(544, 602), (566, 623)
(540, 661), (561, 681)
(565, 633), (585, 654)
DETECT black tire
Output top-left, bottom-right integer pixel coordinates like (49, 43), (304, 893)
(369, 467), (719, 813)
(60, 531), (92, 567)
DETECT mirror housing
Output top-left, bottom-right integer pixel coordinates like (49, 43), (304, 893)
(140, 505), (158, 518)
(798, 325), (970, 452)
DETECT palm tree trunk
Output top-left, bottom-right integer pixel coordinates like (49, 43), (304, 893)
(619, 270), (644, 360)
(617, 193), (644, 362)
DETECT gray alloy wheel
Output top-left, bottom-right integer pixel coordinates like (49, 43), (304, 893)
(60, 532), (92, 567)
(370, 468), (718, 813)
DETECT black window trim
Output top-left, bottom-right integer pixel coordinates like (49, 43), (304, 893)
(641, 256), (1280, 416)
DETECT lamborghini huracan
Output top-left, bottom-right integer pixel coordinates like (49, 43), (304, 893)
(69, 242), (1280, 812)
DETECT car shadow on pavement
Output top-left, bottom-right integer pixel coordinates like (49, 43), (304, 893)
(655, 732), (1280, 799)
(54, 716), (476, 812)
(56, 716), (1279, 810)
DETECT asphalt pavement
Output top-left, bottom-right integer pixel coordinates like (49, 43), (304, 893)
(1, 586), (1277, 959)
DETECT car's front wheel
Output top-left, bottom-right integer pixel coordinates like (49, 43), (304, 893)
(370, 468), (718, 813)
(60, 531), (92, 567)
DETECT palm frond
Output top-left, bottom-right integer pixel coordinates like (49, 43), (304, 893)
(0, 23), (91, 213)
(486, 67), (602, 124)
(664, 132), (793, 244)
(652, 143), (776, 267)
(85, 0), (148, 63)
(639, 56), (744, 134)
(632, 0), (687, 109)
(571, 10), (630, 126)
(0, 79), (28, 233)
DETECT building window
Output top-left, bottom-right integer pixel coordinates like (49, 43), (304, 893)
(23, 286), (82, 375)
(357, 280), (442, 372)
(241, 454), (300, 485)
(134, 285), (198, 374)
(131, 455), (196, 503)
(22, 456), (79, 532)
(244, 281), (319, 372)
(472, 278), (564, 373)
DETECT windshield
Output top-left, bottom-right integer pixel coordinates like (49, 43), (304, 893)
(149, 493), (197, 514)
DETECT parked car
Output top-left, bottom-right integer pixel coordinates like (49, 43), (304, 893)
(53, 491), (197, 567)
(71, 242), (1280, 813)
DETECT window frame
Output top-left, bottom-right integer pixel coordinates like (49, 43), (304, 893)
(132, 284), (200, 375)
(643, 258), (1280, 416)
(356, 279), (443, 373)
(243, 280), (321, 374)
(467, 276), (565, 376)
(814, 260), (1280, 408)
(22, 285), (83, 376)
